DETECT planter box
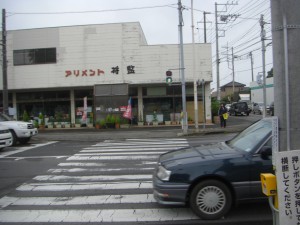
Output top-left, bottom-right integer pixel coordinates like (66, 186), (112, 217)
(120, 124), (130, 129)
(138, 122), (144, 126)
(65, 124), (71, 128)
(47, 124), (53, 129)
(75, 124), (81, 128)
(165, 121), (171, 125)
(153, 122), (159, 126)
(87, 123), (94, 128)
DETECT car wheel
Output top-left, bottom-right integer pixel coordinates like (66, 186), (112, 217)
(190, 180), (232, 220)
(18, 137), (31, 144)
(10, 130), (18, 146)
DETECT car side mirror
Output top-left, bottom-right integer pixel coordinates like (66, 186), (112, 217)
(261, 146), (272, 160)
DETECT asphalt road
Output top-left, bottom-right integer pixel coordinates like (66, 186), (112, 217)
(0, 114), (273, 225)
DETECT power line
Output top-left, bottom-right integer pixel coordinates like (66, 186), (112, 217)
(7, 4), (177, 16)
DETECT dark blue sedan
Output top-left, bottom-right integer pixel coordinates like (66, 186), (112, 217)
(153, 119), (273, 220)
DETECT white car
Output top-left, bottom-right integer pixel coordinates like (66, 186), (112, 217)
(252, 102), (264, 114)
(0, 113), (38, 146)
(0, 125), (13, 150)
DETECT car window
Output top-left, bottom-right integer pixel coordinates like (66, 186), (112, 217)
(227, 120), (272, 153)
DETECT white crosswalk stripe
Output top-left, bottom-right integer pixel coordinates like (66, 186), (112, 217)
(0, 138), (197, 223)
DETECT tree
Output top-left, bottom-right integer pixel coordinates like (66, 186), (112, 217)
(267, 68), (273, 78)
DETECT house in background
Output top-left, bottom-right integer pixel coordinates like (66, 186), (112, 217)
(212, 81), (250, 102)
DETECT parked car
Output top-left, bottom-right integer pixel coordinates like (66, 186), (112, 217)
(225, 104), (231, 111)
(269, 101), (274, 116)
(0, 113), (38, 146)
(228, 102), (250, 116)
(252, 102), (264, 114)
(153, 118), (273, 220)
(0, 125), (13, 150)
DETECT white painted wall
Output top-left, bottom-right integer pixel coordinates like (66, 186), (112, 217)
(250, 77), (274, 105)
(4, 22), (212, 90)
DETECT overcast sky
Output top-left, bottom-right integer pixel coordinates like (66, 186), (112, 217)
(1, 0), (273, 90)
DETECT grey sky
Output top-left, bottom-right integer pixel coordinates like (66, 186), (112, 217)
(1, 0), (273, 89)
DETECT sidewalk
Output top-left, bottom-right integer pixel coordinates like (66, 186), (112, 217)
(34, 123), (247, 142)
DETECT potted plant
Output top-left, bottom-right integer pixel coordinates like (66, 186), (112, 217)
(22, 110), (30, 122)
(34, 120), (39, 128)
(211, 98), (220, 124)
(47, 118), (54, 128)
(105, 114), (115, 128)
(188, 116), (194, 124)
(100, 119), (106, 128)
(95, 119), (101, 129)
(38, 112), (45, 129)
(120, 117), (130, 128)
(115, 115), (121, 129)
(152, 111), (158, 126)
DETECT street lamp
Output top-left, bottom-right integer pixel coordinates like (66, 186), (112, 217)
(202, 79), (206, 129)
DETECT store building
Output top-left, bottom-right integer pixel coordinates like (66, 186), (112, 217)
(1, 22), (213, 126)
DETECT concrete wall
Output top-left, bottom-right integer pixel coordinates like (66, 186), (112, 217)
(4, 22), (212, 90)
(250, 77), (274, 105)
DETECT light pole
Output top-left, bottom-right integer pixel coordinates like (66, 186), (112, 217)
(178, 0), (188, 134)
(202, 79), (206, 129)
(260, 14), (267, 118)
(2, 9), (8, 115)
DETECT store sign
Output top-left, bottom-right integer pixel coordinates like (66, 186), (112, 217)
(65, 69), (105, 77)
(65, 65), (135, 77)
(276, 150), (300, 225)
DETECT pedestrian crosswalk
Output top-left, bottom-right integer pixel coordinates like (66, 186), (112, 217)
(0, 138), (199, 223)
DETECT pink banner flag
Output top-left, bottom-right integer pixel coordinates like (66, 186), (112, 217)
(82, 96), (87, 121)
(123, 97), (132, 119)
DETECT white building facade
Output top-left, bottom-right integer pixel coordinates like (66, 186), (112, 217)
(250, 77), (274, 105)
(1, 22), (213, 126)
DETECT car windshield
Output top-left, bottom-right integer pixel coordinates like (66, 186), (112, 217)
(226, 119), (272, 153)
(0, 113), (12, 122)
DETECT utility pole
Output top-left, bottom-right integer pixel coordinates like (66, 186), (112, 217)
(214, 3), (221, 101)
(260, 14), (267, 118)
(203, 11), (211, 43)
(2, 9), (8, 115)
(231, 47), (235, 96)
(271, 1), (300, 152)
(249, 52), (254, 82)
(191, 0), (199, 131)
(214, 2), (238, 101)
(270, 1), (300, 224)
(178, 0), (188, 134)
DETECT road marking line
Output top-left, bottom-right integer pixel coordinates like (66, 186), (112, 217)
(75, 152), (163, 156)
(67, 155), (158, 160)
(16, 181), (153, 191)
(34, 174), (152, 182)
(0, 142), (58, 158)
(81, 147), (185, 152)
(0, 194), (155, 208)
(48, 167), (154, 173)
(58, 162), (107, 167)
(86, 144), (188, 149)
(0, 208), (198, 222)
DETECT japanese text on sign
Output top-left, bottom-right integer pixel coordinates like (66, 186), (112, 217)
(276, 150), (300, 225)
(65, 65), (135, 77)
